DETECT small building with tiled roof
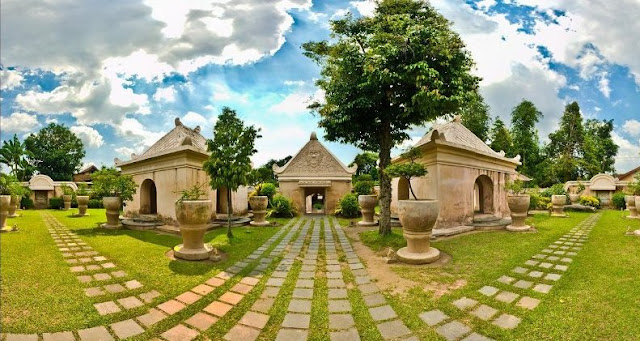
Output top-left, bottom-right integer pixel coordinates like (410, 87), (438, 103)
(563, 165), (639, 207)
(115, 118), (247, 220)
(390, 116), (522, 228)
(274, 132), (357, 214)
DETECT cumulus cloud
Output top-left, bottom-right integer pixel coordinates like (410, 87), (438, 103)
(611, 131), (640, 173)
(153, 85), (176, 102)
(0, 69), (23, 90)
(0, 112), (39, 132)
(114, 117), (166, 152)
(269, 89), (324, 115)
(623, 119), (640, 137)
(70, 125), (105, 148)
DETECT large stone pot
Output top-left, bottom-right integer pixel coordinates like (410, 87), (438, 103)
(174, 200), (213, 260)
(625, 195), (638, 218)
(506, 194), (531, 232)
(77, 196), (89, 216)
(8, 194), (19, 217)
(358, 195), (378, 226)
(551, 195), (568, 217)
(395, 200), (440, 264)
(569, 193), (580, 204)
(0, 195), (10, 230)
(635, 196), (640, 219)
(249, 196), (269, 226)
(63, 195), (72, 211)
(102, 197), (122, 229)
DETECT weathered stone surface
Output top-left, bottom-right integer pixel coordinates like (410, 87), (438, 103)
(328, 288), (348, 299)
(289, 299), (312, 313)
(176, 291), (202, 305)
(251, 298), (275, 313)
(471, 304), (499, 321)
(224, 324), (260, 341)
(94, 301), (121, 315)
(6, 334), (39, 341)
(292, 288), (314, 299)
(239, 311), (270, 329)
(363, 293), (386, 307)
(516, 296), (540, 310)
(42, 332), (74, 341)
(110, 319), (144, 339)
(206, 277), (225, 287)
(452, 297), (478, 310)
(492, 313), (521, 329)
(192, 284), (215, 295)
(161, 324), (199, 341)
(137, 308), (167, 327)
(478, 286), (499, 296)
(220, 292), (244, 305)
(461, 333), (494, 341)
(330, 328), (361, 341)
(369, 305), (397, 321)
(377, 320), (411, 340)
(533, 283), (553, 294)
(435, 320), (472, 341)
(185, 312), (218, 331)
(495, 291), (519, 304)
(125, 280), (143, 289)
(139, 290), (161, 303)
(513, 280), (533, 289)
(419, 309), (449, 326)
(329, 314), (355, 329)
(117, 296), (144, 309)
(545, 273), (562, 281)
(282, 313), (311, 329)
(78, 326), (114, 341)
(157, 299), (186, 315)
(204, 301), (233, 317)
(275, 329), (308, 341)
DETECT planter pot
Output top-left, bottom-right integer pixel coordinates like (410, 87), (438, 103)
(63, 195), (72, 211)
(551, 195), (568, 217)
(569, 193), (580, 204)
(626, 195), (639, 218)
(77, 196), (89, 216)
(174, 200), (213, 261)
(506, 194), (531, 232)
(0, 195), (10, 230)
(635, 196), (640, 219)
(395, 200), (440, 264)
(358, 195), (378, 226)
(249, 196), (269, 226)
(8, 194), (19, 217)
(102, 197), (122, 229)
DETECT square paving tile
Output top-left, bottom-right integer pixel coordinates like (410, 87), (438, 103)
(124, 280), (143, 289)
(157, 299), (186, 315)
(77, 326), (114, 341)
(220, 292), (244, 305)
(358, 283), (379, 295)
(495, 291), (519, 304)
(104, 283), (126, 293)
(293, 288), (314, 299)
(328, 288), (348, 299)
(139, 290), (161, 303)
(251, 297), (275, 313)
(118, 296), (144, 309)
(512, 267), (528, 274)
(86, 265), (101, 271)
(436, 320), (472, 341)
(492, 313), (522, 329)
(419, 309), (449, 326)
(94, 301), (121, 315)
(516, 296), (541, 310)
(478, 286), (499, 296)
(231, 283), (254, 295)
(161, 324), (199, 341)
(363, 293), (386, 307)
(369, 305), (397, 321)
(376, 320), (411, 340)
(93, 273), (112, 281)
(110, 319), (144, 339)
(262, 286), (281, 298)
(289, 299), (312, 313)
(206, 277), (226, 287)
(452, 297), (478, 310)
(224, 324), (260, 341)
(204, 301), (233, 317)
(85, 287), (105, 297)
(329, 300), (352, 313)
(524, 260), (539, 266)
(282, 313), (310, 329)
(533, 283), (553, 294)
(296, 279), (314, 288)
(330, 328), (360, 341)
(136, 308), (167, 327)
(42, 332), (75, 341)
(528, 271), (544, 278)
(111, 270), (127, 278)
(216, 271), (233, 280)
(327, 279), (346, 288)
(461, 333), (494, 341)
(539, 262), (553, 269)
(7, 334), (39, 341)
(185, 312), (218, 331)
(545, 273), (562, 281)
(241, 277), (260, 286)
(192, 284), (215, 296)
(176, 291), (202, 305)
(471, 304), (498, 321)
(329, 314), (355, 329)
(239, 311), (270, 329)
(275, 329), (308, 341)
(513, 280), (533, 289)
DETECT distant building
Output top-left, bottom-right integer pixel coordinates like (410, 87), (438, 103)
(25, 175), (77, 209)
(564, 165), (640, 206)
(73, 165), (98, 182)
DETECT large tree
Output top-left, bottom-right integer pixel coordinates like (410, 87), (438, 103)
(24, 123), (85, 181)
(546, 101), (585, 182)
(0, 134), (35, 181)
(459, 91), (491, 142)
(303, 0), (479, 235)
(349, 151), (379, 181)
(582, 119), (618, 177)
(203, 107), (261, 238)
(489, 118), (513, 156)
(510, 100), (542, 180)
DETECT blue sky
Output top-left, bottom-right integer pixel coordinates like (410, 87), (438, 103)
(1, 0), (639, 174)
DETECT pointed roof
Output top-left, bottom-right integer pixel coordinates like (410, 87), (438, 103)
(274, 132), (356, 179)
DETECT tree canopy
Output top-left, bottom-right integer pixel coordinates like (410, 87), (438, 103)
(303, 0), (479, 234)
(349, 151), (379, 181)
(489, 118), (513, 157)
(510, 100), (542, 180)
(24, 123), (85, 181)
(459, 91), (491, 142)
(0, 134), (35, 181)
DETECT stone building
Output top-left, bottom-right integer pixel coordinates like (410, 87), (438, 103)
(274, 132), (356, 214)
(73, 165), (98, 182)
(564, 166), (640, 206)
(26, 174), (77, 209)
(390, 116), (522, 229)
(115, 118), (247, 220)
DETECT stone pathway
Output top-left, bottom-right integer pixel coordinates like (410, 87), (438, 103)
(419, 213), (601, 341)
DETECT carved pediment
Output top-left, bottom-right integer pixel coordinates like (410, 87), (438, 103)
(276, 132), (355, 177)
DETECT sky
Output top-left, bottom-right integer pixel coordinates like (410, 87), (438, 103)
(1, 0), (639, 174)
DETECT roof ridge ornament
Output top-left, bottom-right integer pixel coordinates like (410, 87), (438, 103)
(175, 117), (183, 126)
(310, 132), (318, 140)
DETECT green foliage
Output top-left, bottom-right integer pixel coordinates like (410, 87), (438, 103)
(545, 102), (586, 182)
(459, 91), (491, 142)
(576, 182), (586, 194)
(510, 100), (543, 181)
(528, 192), (551, 210)
(336, 193), (360, 218)
(177, 183), (207, 202)
(0, 173), (17, 195)
(269, 194), (295, 217)
(541, 184), (567, 198)
(24, 123), (85, 181)
(582, 119), (618, 177)
(349, 152), (379, 181)
(7, 177), (30, 197)
(76, 183), (89, 196)
(313, 202), (324, 210)
(505, 179), (526, 194)
(259, 183), (277, 200)
(203, 107), (261, 238)
(353, 180), (374, 196)
(626, 173), (640, 196)
(303, 0), (480, 235)
(60, 184), (74, 196)
(384, 148), (427, 200)
(0, 134), (35, 181)
(489, 118), (513, 156)
(579, 195), (600, 208)
(611, 192), (626, 210)
(48, 197), (64, 209)
(20, 196), (34, 209)
(91, 167), (137, 202)
(88, 199), (103, 209)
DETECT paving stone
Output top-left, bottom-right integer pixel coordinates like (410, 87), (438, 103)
(6, 334), (38, 341)
(352, 269), (367, 276)
(262, 286), (281, 298)
(94, 301), (121, 315)
(191, 284), (215, 296)
(547, 256), (560, 261)
(377, 320), (412, 340)
(118, 296), (144, 309)
(461, 332), (495, 341)
(220, 292), (244, 305)
(224, 324), (260, 341)
(492, 313), (522, 329)
(524, 260), (539, 266)
(516, 296), (541, 310)
(231, 283), (254, 295)
(326, 264), (341, 271)
(359, 283), (379, 295)
(139, 290), (161, 303)
(93, 273), (112, 281)
(101, 263), (116, 269)
(293, 288), (314, 299)
(161, 324), (199, 341)
(42, 332), (75, 341)
(327, 271), (343, 279)
(299, 271), (315, 279)
(452, 297), (478, 310)
(561, 257), (573, 263)
(110, 319), (144, 339)
(495, 291), (519, 303)
(70, 265), (85, 272)
(157, 299), (186, 315)
(94, 256), (107, 261)
(282, 313), (310, 329)
(528, 271), (544, 278)
(251, 297), (275, 313)
(85, 287), (105, 297)
(241, 277), (260, 286)
(206, 277), (226, 287)
(186, 312), (220, 331)
(363, 293), (386, 307)
(77, 326), (114, 341)
(239, 311), (270, 329)
(533, 283), (553, 294)
(513, 280), (533, 289)
(328, 288), (348, 299)
(330, 328), (361, 341)
(436, 320), (472, 341)
(328, 279), (346, 288)
(478, 286), (499, 296)
(289, 299), (312, 313)
(204, 301), (233, 317)
(532, 254), (546, 260)
(545, 273), (562, 281)
(296, 279), (314, 288)
(539, 262), (553, 269)
(329, 314), (355, 329)
(554, 265), (568, 271)
(419, 309), (449, 326)
(136, 308), (167, 327)
(216, 271), (233, 280)
(125, 280), (143, 289)
(104, 283), (126, 293)
(275, 329), (307, 341)
(111, 270), (127, 278)
(512, 267), (528, 274)
(369, 305), (397, 321)
(471, 304), (498, 321)
(86, 264), (101, 271)
(271, 271), (288, 278)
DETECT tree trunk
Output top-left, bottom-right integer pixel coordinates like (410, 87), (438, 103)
(226, 189), (233, 238)
(378, 119), (392, 235)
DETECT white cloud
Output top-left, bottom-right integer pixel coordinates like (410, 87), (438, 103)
(70, 125), (105, 148)
(153, 85), (176, 102)
(115, 146), (139, 157)
(269, 89), (324, 115)
(350, 1), (376, 16)
(623, 120), (640, 137)
(0, 112), (39, 132)
(611, 131), (640, 173)
(115, 117), (166, 150)
(0, 69), (23, 90)
(182, 111), (207, 126)
(598, 72), (611, 98)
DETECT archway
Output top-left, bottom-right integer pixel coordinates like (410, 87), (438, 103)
(304, 187), (326, 214)
(140, 179), (157, 214)
(474, 175), (493, 214)
(397, 177), (410, 201)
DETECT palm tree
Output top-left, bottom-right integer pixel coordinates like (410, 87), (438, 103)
(0, 135), (34, 181)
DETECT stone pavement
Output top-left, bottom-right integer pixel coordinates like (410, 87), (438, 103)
(419, 213), (601, 341)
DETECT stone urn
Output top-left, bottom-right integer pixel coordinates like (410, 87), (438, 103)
(8, 194), (19, 217)
(249, 196), (270, 226)
(625, 195), (638, 218)
(102, 197), (122, 229)
(77, 196), (90, 216)
(506, 194), (531, 232)
(63, 195), (72, 210)
(174, 200), (214, 260)
(0, 195), (10, 230)
(358, 195), (378, 226)
(395, 200), (440, 264)
(551, 195), (568, 217)
(569, 193), (580, 204)
(635, 196), (640, 219)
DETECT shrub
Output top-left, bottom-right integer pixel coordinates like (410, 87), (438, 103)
(92, 167), (137, 202)
(579, 195), (600, 208)
(269, 194), (295, 217)
(71, 197), (78, 208)
(335, 193), (360, 218)
(541, 183), (567, 198)
(529, 192), (550, 210)
(611, 192), (626, 210)
(88, 199), (103, 209)
(21, 197), (34, 209)
(259, 183), (277, 200)
(353, 180), (374, 196)
(355, 174), (373, 182)
(49, 197), (64, 209)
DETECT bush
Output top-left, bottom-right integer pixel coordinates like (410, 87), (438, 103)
(355, 174), (373, 182)
(71, 197), (78, 208)
(88, 199), (103, 209)
(611, 192), (626, 210)
(541, 183), (567, 198)
(259, 183), (277, 200)
(21, 196), (34, 209)
(353, 180), (374, 196)
(529, 192), (550, 210)
(335, 193), (360, 218)
(579, 195), (600, 208)
(49, 197), (64, 209)
(269, 194), (295, 217)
